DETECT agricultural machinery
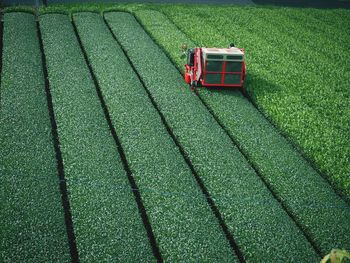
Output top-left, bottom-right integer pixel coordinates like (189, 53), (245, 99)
(184, 44), (246, 88)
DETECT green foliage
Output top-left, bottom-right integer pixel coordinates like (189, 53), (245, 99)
(155, 5), (350, 200)
(0, 13), (70, 262)
(39, 13), (153, 262)
(133, 8), (350, 254)
(73, 12), (235, 262)
(38, 3), (147, 15)
(105, 11), (321, 262)
(3, 6), (349, 261)
(3, 6), (35, 13)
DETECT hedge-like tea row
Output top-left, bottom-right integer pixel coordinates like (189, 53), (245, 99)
(134, 9), (350, 253)
(280, 8), (350, 59)
(156, 5), (350, 200)
(0, 13), (70, 262)
(105, 12), (320, 262)
(299, 8), (350, 35)
(188, 4), (350, 199)
(73, 12), (235, 262)
(222, 7), (349, 129)
(39, 14), (154, 262)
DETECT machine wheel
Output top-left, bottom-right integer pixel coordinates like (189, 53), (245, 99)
(190, 80), (195, 90)
(193, 81), (201, 87)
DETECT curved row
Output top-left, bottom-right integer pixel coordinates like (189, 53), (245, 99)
(156, 5), (350, 198)
(0, 13), (70, 262)
(73, 12), (236, 262)
(133, 9), (350, 254)
(105, 11), (320, 262)
(39, 13), (154, 262)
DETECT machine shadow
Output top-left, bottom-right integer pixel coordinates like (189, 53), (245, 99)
(252, 0), (350, 9)
(199, 72), (282, 100)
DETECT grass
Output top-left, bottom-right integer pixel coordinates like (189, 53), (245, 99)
(133, 7), (350, 254)
(0, 13), (70, 262)
(105, 11), (322, 262)
(73, 12), (236, 262)
(39, 13), (154, 262)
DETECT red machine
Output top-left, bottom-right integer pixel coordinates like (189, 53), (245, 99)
(185, 44), (246, 88)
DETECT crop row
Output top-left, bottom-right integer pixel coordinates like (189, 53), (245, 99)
(156, 5), (350, 199)
(229, 7), (349, 114)
(73, 12), (235, 262)
(39, 13), (154, 262)
(279, 8), (350, 52)
(133, 9), (350, 254)
(249, 6), (350, 65)
(210, 6), (350, 188)
(105, 11), (320, 262)
(299, 8), (350, 34)
(160, 5), (349, 136)
(0, 13), (70, 262)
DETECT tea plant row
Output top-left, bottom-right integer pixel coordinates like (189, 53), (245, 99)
(133, 8), (350, 254)
(105, 11), (320, 262)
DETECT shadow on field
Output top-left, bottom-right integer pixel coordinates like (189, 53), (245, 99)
(200, 72), (282, 101)
(253, 0), (350, 9)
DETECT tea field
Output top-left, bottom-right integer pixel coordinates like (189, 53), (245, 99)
(0, 4), (349, 263)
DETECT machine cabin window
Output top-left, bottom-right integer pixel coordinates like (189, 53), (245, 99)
(188, 49), (195, 67)
(206, 60), (223, 72)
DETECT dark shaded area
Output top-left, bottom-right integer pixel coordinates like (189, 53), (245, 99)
(3, 0), (349, 8)
(3, 0), (42, 6)
(0, 19), (3, 87)
(253, 0), (350, 8)
(3, 0), (253, 6)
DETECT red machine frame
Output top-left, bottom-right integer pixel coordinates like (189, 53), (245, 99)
(185, 47), (246, 88)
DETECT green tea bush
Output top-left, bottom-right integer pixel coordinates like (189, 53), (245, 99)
(105, 11), (320, 262)
(73, 12), (235, 262)
(135, 8), (350, 254)
(156, 5), (350, 201)
(0, 13), (70, 262)
(39, 13), (153, 262)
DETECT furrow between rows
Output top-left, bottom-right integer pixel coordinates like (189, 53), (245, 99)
(133, 9), (350, 254)
(0, 12), (70, 262)
(0, 14), (2, 91)
(105, 11), (320, 262)
(73, 12), (238, 262)
(39, 13), (154, 262)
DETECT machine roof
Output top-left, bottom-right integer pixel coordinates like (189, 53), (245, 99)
(202, 47), (244, 56)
